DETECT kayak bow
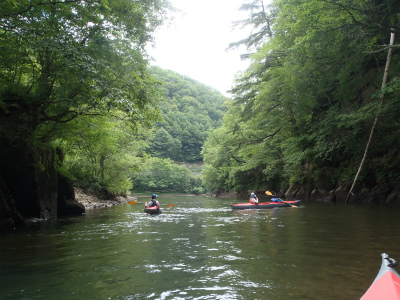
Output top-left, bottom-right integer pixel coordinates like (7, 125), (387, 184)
(360, 253), (400, 300)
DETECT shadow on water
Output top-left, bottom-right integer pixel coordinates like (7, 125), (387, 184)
(1, 196), (399, 300)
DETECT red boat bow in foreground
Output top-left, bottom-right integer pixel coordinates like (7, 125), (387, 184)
(360, 253), (400, 300)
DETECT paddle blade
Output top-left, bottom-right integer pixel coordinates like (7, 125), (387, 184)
(164, 204), (175, 207)
(128, 200), (138, 205)
(265, 191), (273, 195)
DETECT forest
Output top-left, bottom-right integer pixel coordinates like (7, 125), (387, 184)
(201, 0), (400, 203)
(0, 0), (399, 229)
(36, 66), (226, 196)
(130, 67), (227, 194)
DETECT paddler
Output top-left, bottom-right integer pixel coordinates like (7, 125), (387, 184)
(249, 192), (258, 204)
(146, 194), (160, 208)
(271, 197), (281, 202)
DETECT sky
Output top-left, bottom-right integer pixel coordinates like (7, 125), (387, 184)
(146, 0), (251, 96)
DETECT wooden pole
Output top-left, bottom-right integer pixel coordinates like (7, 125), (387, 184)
(345, 30), (396, 203)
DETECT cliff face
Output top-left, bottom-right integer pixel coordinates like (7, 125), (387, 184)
(285, 183), (400, 203)
(0, 144), (84, 231)
(284, 165), (400, 204)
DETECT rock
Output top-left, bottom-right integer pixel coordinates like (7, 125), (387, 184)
(60, 199), (85, 216)
(0, 144), (58, 219)
(285, 184), (300, 199)
(386, 186), (400, 204)
(323, 191), (336, 203)
(57, 175), (85, 216)
(74, 188), (127, 209)
(0, 217), (16, 231)
(0, 176), (25, 230)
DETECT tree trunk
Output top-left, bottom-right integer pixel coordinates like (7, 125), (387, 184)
(345, 30), (396, 203)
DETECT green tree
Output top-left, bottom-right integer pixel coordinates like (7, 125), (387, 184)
(151, 127), (182, 160)
(148, 66), (227, 162)
(0, 0), (171, 221)
(130, 157), (204, 193)
(229, 0), (275, 56)
(1, 0), (170, 136)
(202, 0), (400, 196)
(55, 115), (149, 195)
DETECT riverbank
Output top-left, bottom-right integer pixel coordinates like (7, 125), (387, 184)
(74, 189), (208, 209)
(74, 188), (137, 209)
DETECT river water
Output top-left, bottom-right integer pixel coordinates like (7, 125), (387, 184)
(1, 196), (399, 300)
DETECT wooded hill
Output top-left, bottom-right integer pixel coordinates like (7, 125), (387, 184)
(129, 67), (227, 193)
(148, 66), (227, 162)
(201, 0), (400, 203)
(52, 67), (227, 195)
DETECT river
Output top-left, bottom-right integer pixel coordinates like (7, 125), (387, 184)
(1, 196), (399, 300)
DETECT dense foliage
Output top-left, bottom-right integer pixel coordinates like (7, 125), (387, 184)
(202, 0), (400, 196)
(57, 68), (226, 194)
(128, 68), (227, 194)
(130, 158), (204, 194)
(0, 0), (171, 198)
(3, 0), (398, 205)
(54, 114), (150, 194)
(148, 66), (227, 162)
(0, 0), (170, 136)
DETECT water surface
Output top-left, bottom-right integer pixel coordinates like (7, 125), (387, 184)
(1, 196), (399, 300)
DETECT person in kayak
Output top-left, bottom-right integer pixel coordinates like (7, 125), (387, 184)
(249, 192), (258, 204)
(146, 194), (160, 208)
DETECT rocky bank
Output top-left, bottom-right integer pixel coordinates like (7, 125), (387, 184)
(74, 188), (137, 209)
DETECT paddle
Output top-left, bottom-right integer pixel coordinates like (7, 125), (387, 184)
(128, 200), (142, 205)
(143, 202), (175, 207)
(265, 191), (295, 207)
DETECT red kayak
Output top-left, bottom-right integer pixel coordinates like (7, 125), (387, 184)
(360, 253), (400, 300)
(144, 206), (162, 215)
(231, 200), (301, 209)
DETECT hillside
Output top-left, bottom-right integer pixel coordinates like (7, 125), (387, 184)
(201, 0), (400, 203)
(149, 66), (228, 162)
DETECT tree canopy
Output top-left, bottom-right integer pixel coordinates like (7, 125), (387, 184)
(0, 0), (172, 210)
(202, 0), (400, 199)
(0, 0), (171, 141)
(147, 66), (227, 162)
(49, 67), (227, 195)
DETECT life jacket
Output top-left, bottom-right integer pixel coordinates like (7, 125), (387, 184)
(249, 198), (257, 204)
(149, 199), (159, 207)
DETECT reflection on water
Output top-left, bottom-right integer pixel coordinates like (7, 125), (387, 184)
(1, 197), (399, 300)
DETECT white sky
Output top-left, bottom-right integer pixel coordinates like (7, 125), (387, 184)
(146, 0), (251, 96)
